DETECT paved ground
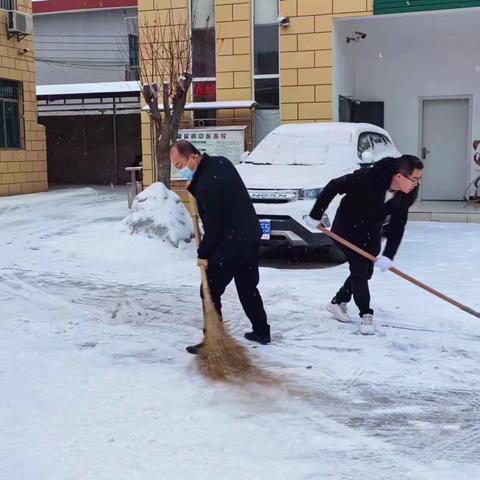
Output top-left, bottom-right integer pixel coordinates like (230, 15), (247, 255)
(1, 186), (480, 480)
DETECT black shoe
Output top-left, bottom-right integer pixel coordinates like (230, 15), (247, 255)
(244, 331), (271, 345)
(186, 342), (204, 354)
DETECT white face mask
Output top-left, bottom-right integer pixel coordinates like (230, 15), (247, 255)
(179, 165), (195, 181)
(179, 156), (195, 181)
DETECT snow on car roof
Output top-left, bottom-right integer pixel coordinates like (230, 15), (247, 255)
(244, 122), (393, 167)
(272, 122), (389, 142)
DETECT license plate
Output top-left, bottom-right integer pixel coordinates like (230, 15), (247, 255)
(260, 219), (271, 240)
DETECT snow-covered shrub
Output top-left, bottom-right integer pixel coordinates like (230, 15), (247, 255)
(121, 182), (193, 247)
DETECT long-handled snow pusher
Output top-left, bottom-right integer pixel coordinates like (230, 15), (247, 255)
(188, 195), (255, 380)
(317, 225), (480, 320)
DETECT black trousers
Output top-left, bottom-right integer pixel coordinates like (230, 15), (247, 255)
(200, 242), (269, 336)
(333, 235), (381, 317)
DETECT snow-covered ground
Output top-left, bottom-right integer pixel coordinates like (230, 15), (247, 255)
(1, 186), (480, 480)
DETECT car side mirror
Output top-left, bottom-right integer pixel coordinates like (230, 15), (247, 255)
(360, 151), (374, 164)
(240, 150), (250, 163)
(240, 151), (250, 163)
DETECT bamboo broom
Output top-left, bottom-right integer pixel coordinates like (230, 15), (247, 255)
(188, 194), (255, 381)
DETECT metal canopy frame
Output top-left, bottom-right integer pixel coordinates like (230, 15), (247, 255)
(37, 89), (141, 185)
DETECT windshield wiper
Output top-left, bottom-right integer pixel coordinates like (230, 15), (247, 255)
(244, 161), (272, 165)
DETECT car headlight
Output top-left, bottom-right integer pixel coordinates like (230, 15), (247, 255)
(298, 187), (323, 200)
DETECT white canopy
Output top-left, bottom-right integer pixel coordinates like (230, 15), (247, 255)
(36, 81), (140, 97)
(141, 100), (256, 111)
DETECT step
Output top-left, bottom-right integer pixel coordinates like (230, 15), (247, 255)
(409, 201), (480, 223)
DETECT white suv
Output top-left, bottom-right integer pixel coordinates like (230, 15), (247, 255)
(237, 122), (400, 260)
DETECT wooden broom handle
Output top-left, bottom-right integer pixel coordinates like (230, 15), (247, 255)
(188, 193), (215, 306)
(317, 225), (480, 320)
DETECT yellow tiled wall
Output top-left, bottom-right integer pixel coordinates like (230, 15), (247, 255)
(279, 0), (372, 123)
(139, 0), (373, 186)
(0, 0), (47, 196)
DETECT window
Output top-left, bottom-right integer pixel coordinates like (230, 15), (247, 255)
(124, 15), (139, 81)
(358, 132), (392, 159)
(128, 34), (139, 81)
(0, 0), (17, 10)
(253, 1), (280, 145)
(254, 77), (279, 108)
(191, 0), (216, 78)
(191, 0), (216, 125)
(254, 1), (279, 76)
(191, 28), (216, 78)
(253, 0), (279, 108)
(0, 80), (22, 149)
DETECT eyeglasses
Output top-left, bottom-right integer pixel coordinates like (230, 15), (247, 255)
(400, 172), (422, 184)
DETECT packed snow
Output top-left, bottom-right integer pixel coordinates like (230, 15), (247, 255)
(120, 182), (193, 247)
(1, 186), (480, 480)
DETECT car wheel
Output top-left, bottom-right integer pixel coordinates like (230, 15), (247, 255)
(329, 245), (346, 263)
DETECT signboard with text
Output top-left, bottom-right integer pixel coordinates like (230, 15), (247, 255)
(171, 126), (247, 179)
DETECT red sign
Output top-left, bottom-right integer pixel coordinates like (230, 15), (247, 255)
(193, 82), (216, 102)
(33, 0), (137, 15)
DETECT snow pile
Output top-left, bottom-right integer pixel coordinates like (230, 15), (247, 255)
(121, 182), (193, 247)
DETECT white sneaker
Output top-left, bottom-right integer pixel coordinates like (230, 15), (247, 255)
(327, 302), (351, 323)
(359, 314), (375, 335)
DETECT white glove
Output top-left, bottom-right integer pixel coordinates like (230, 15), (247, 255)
(303, 215), (321, 229)
(375, 255), (393, 272)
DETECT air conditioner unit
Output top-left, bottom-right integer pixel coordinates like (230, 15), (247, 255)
(7, 10), (33, 40)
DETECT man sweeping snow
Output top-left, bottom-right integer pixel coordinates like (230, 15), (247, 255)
(304, 155), (424, 335)
(170, 140), (271, 354)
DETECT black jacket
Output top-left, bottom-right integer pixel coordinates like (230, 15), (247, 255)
(310, 157), (418, 259)
(187, 154), (262, 259)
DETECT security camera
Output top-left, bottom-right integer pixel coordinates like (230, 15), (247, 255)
(278, 16), (290, 29)
(346, 32), (367, 43)
(18, 48), (29, 55)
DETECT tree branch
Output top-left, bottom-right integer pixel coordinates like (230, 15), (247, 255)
(137, 3), (193, 188)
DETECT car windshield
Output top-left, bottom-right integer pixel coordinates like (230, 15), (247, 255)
(245, 130), (352, 166)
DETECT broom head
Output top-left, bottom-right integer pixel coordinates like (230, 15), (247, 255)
(197, 297), (255, 381)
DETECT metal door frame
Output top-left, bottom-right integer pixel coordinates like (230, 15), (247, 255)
(418, 95), (472, 201)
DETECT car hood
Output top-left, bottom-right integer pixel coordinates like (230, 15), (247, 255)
(236, 163), (353, 190)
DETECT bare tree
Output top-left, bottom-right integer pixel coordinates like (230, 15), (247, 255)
(138, 6), (192, 189)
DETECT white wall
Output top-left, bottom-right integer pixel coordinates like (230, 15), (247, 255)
(333, 8), (480, 198)
(34, 8), (138, 85)
(332, 21), (355, 122)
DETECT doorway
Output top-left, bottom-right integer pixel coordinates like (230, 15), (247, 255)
(420, 98), (470, 201)
(339, 96), (384, 128)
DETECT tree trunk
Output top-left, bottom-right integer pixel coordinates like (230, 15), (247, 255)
(156, 82), (172, 188)
(155, 122), (172, 189)
(142, 75), (192, 190)
(142, 82), (172, 189)
(170, 74), (192, 144)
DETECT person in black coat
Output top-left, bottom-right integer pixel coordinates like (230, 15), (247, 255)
(304, 155), (424, 335)
(170, 140), (270, 354)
